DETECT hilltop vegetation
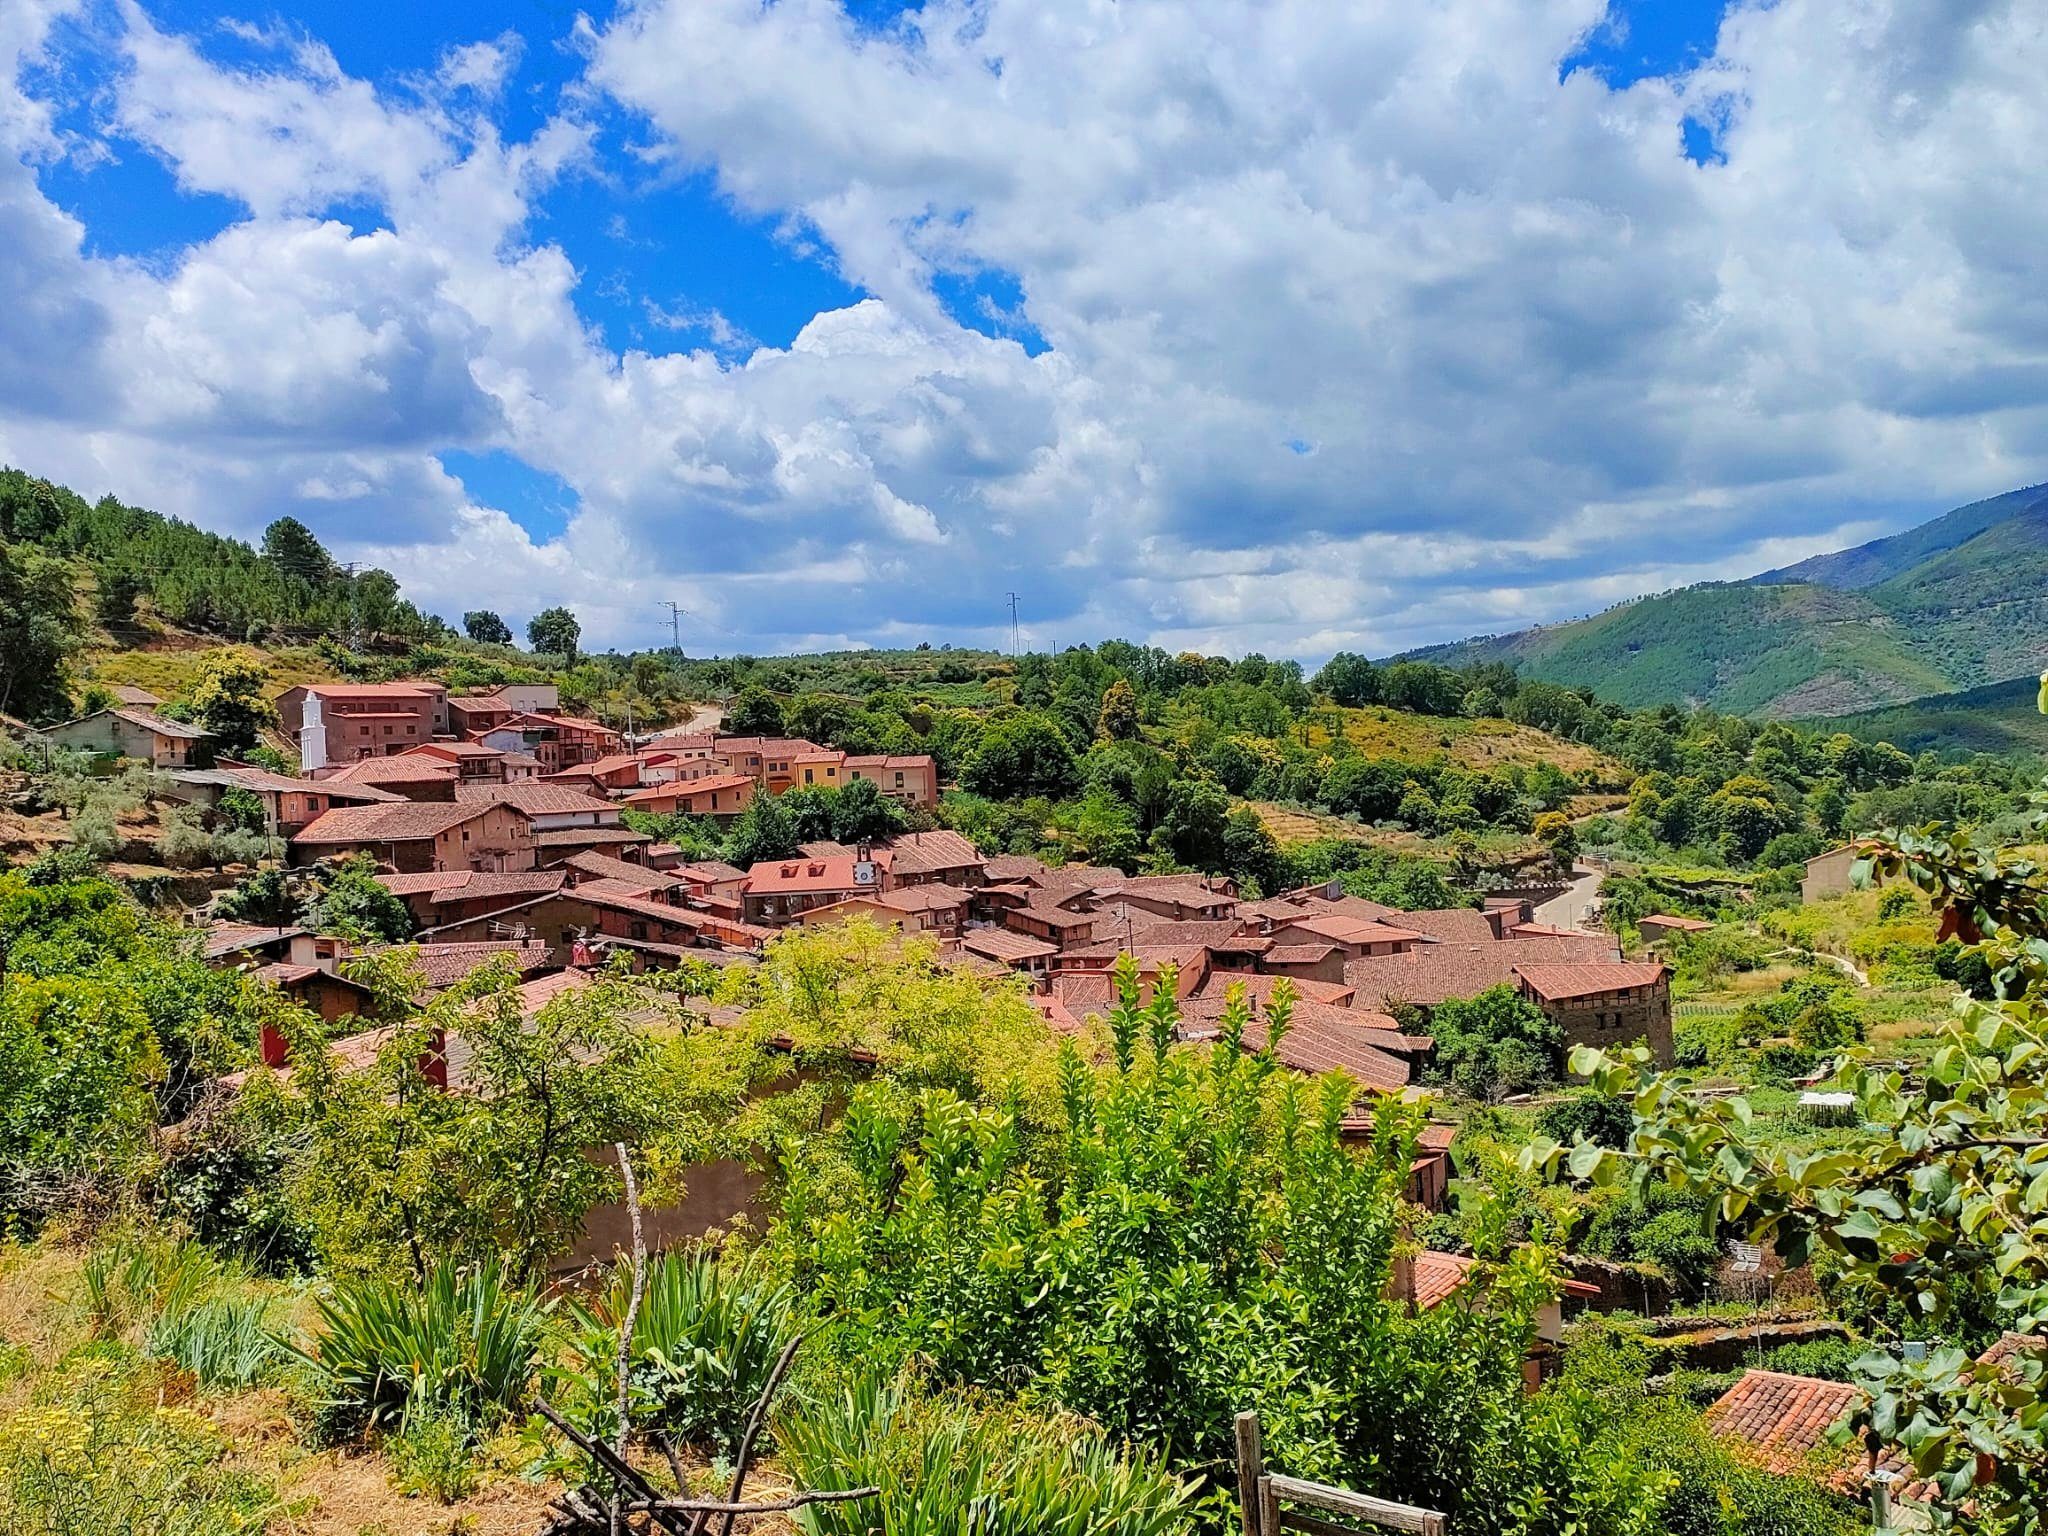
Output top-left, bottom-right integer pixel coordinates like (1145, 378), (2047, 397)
(1407, 482), (2048, 717)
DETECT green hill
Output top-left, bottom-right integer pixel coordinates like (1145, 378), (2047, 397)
(1801, 675), (2048, 759)
(1406, 483), (2048, 717)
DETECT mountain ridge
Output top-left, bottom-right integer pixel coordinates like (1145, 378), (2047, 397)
(1400, 483), (2048, 718)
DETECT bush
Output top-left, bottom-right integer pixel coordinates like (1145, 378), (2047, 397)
(297, 1261), (550, 1440)
(776, 1372), (1196, 1536)
(553, 1248), (797, 1455)
(147, 1293), (291, 1389)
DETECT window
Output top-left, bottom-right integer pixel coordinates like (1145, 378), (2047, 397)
(894, 772), (905, 786)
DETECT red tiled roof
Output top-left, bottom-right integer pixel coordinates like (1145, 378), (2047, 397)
(1177, 993), (1412, 1090)
(1408, 1250), (1599, 1310)
(532, 826), (650, 848)
(305, 681), (441, 697)
(962, 928), (1060, 963)
(875, 829), (982, 876)
(562, 851), (680, 891)
(293, 800), (509, 845)
(625, 775), (754, 804)
(1276, 912), (1426, 946)
(453, 782), (618, 815)
(403, 740), (501, 759)
(1263, 943), (1343, 965)
(1704, 1371), (1864, 1477)
(395, 941), (552, 990)
(378, 870), (476, 896)
(1189, 970), (1356, 1006)
(744, 856), (869, 895)
(1395, 907), (1501, 944)
(983, 854), (1050, 882)
(1639, 914), (1715, 933)
(429, 870), (566, 904)
(1512, 961), (1669, 1002)
(323, 755), (458, 786)
(675, 860), (746, 884)
(1343, 935), (1618, 1008)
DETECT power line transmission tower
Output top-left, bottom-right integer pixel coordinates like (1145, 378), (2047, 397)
(658, 601), (687, 654)
(1006, 592), (1021, 656)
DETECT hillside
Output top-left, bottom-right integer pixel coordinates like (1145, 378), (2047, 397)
(1802, 674), (2048, 759)
(1405, 482), (2048, 717)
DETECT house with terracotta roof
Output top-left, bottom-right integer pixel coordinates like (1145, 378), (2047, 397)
(41, 707), (212, 767)
(1105, 875), (1238, 921)
(454, 781), (623, 830)
(444, 684), (559, 738)
(1703, 1370), (1868, 1482)
(741, 854), (883, 926)
(318, 752), (460, 800)
(251, 960), (377, 1023)
(1400, 1250), (1599, 1356)
(1513, 960), (1673, 1064)
(402, 740), (535, 784)
(1637, 913), (1716, 942)
(473, 712), (622, 775)
(623, 774), (758, 820)
(276, 681), (448, 770)
(168, 762), (401, 834)
(1268, 911), (1428, 959)
(841, 753), (939, 807)
(108, 684), (162, 707)
(960, 926), (1059, 979)
(290, 799), (536, 874)
(709, 736), (825, 793)
(799, 883), (972, 940)
(873, 829), (984, 886)
(1341, 934), (1620, 1016)
(376, 868), (569, 927)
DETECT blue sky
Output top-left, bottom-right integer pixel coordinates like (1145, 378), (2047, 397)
(3, 0), (2044, 658)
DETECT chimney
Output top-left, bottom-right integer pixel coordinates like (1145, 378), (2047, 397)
(417, 1025), (448, 1090)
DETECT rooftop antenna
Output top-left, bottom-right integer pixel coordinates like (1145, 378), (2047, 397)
(1006, 591), (1021, 656)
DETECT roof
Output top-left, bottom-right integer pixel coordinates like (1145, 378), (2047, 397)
(251, 961), (372, 993)
(104, 707), (213, 740)
(390, 941), (553, 990)
(174, 763), (403, 802)
(843, 752), (936, 771)
(201, 922), (305, 959)
(983, 854), (1050, 882)
(293, 799), (508, 845)
(675, 860), (747, 884)
(1108, 877), (1237, 911)
(1177, 993), (1412, 1090)
(403, 740), (501, 759)
(1190, 970), (1356, 1006)
(1263, 943), (1345, 965)
(1394, 907), (1500, 944)
(713, 735), (826, 757)
(303, 681), (441, 698)
(428, 870), (566, 905)
(1704, 1371), (1864, 1477)
(323, 754), (458, 786)
(1408, 1250), (1599, 1310)
(744, 856), (869, 895)
(453, 782), (618, 815)
(1343, 935), (1619, 1008)
(532, 826), (650, 848)
(377, 870), (474, 897)
(1639, 914), (1715, 932)
(562, 851), (681, 892)
(1512, 961), (1670, 1002)
(867, 883), (972, 913)
(1276, 912), (1427, 946)
(110, 684), (161, 705)
(962, 928), (1060, 963)
(875, 830), (982, 876)
(625, 775), (754, 804)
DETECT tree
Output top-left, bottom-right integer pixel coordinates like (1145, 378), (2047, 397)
(1534, 810), (1579, 874)
(299, 857), (412, 943)
(1429, 983), (1564, 1102)
(962, 712), (1080, 800)
(1096, 679), (1140, 741)
(0, 537), (84, 721)
(261, 517), (334, 584)
(1312, 651), (1380, 707)
(830, 777), (909, 844)
(725, 687), (786, 737)
(1531, 769), (2048, 1524)
(526, 606), (581, 662)
(189, 650), (277, 756)
(724, 791), (799, 867)
(463, 610), (512, 645)
(1151, 776), (1231, 871)
(1220, 806), (1283, 893)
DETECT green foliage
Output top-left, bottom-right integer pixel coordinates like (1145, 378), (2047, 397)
(298, 854), (413, 943)
(963, 711), (1081, 800)
(0, 533), (85, 721)
(725, 685), (785, 735)
(776, 1372), (1196, 1536)
(187, 649), (276, 755)
(148, 1293), (292, 1389)
(525, 605), (581, 661)
(296, 1259), (549, 1439)
(554, 1248), (797, 1455)
(724, 788), (800, 866)
(462, 609), (512, 645)
(1428, 984), (1564, 1102)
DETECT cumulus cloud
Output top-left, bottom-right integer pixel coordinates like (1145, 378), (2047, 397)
(0, 0), (2044, 658)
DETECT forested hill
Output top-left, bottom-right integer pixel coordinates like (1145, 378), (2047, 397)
(0, 468), (441, 720)
(1401, 483), (2048, 718)
(0, 468), (438, 649)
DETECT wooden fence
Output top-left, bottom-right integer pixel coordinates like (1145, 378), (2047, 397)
(1234, 1412), (1446, 1536)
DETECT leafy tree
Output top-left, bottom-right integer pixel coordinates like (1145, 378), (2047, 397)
(188, 650), (277, 756)
(1534, 810), (1578, 874)
(0, 536), (85, 721)
(1221, 805), (1284, 893)
(1152, 776), (1232, 871)
(830, 776), (909, 843)
(724, 789), (800, 866)
(299, 856), (413, 943)
(463, 610), (512, 645)
(1429, 983), (1564, 1102)
(962, 712), (1080, 800)
(725, 686), (785, 737)
(526, 606), (581, 662)
(261, 517), (335, 584)
(216, 786), (267, 834)
(1313, 651), (1380, 707)
(1096, 678), (1141, 741)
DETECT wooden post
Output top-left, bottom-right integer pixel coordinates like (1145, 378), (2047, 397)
(1234, 1412), (1266, 1536)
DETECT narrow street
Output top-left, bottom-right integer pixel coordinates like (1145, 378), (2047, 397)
(1533, 864), (1606, 932)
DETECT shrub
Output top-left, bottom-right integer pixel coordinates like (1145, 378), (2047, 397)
(297, 1261), (550, 1439)
(553, 1248), (797, 1455)
(147, 1293), (291, 1389)
(776, 1371), (1196, 1536)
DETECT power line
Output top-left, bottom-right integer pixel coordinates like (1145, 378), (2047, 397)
(1006, 592), (1021, 656)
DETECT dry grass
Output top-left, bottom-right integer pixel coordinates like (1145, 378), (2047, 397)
(1303, 708), (1625, 780)
(80, 637), (344, 705)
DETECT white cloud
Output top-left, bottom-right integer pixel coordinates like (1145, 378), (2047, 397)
(0, 0), (2043, 660)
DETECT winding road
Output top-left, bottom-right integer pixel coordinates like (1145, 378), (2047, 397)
(1533, 864), (1606, 932)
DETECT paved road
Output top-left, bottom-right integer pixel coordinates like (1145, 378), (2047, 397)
(1533, 864), (1606, 932)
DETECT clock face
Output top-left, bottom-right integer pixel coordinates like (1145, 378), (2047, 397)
(854, 861), (878, 885)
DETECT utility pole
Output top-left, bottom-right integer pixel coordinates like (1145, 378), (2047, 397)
(1006, 592), (1021, 656)
(338, 561), (362, 652)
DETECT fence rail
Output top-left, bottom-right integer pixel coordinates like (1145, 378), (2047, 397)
(1235, 1412), (1446, 1536)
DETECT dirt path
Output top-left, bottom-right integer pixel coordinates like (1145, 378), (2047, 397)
(1533, 864), (1605, 931)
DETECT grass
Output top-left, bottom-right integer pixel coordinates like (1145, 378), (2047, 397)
(80, 637), (344, 704)
(1302, 705), (1623, 779)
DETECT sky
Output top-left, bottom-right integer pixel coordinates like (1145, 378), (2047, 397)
(3, 0), (2045, 661)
